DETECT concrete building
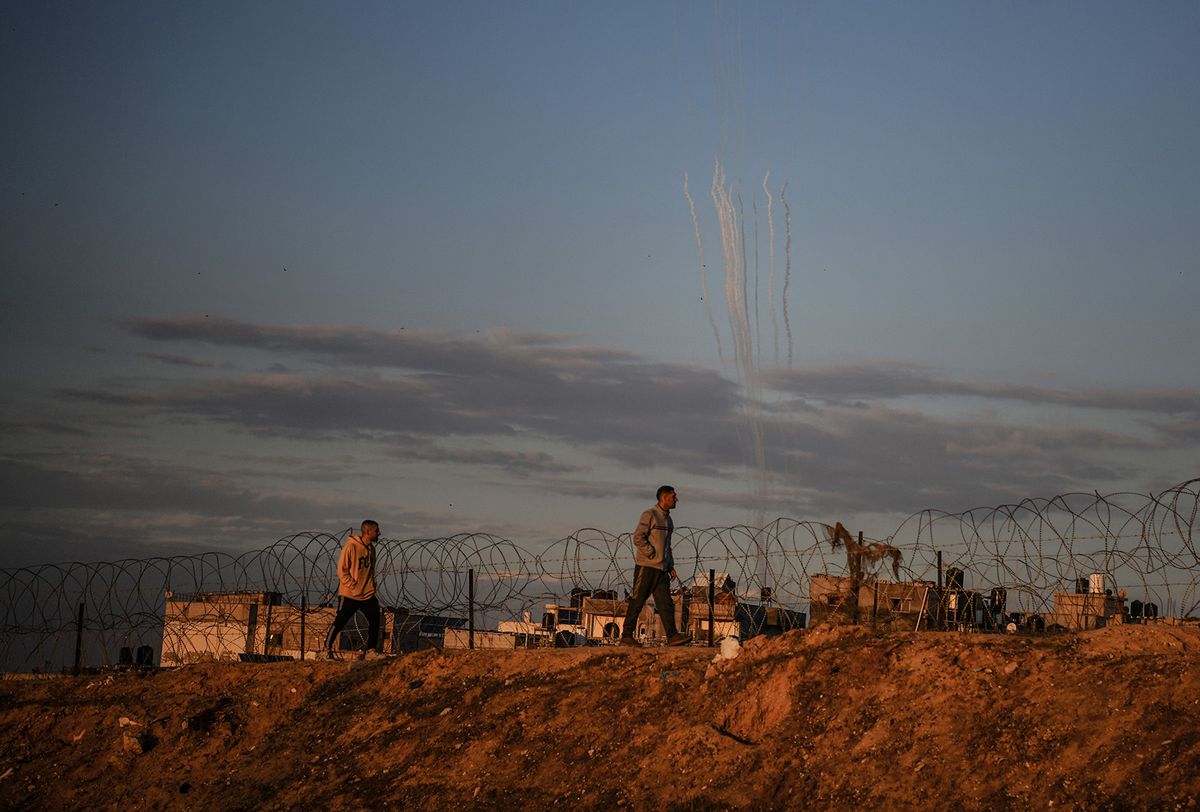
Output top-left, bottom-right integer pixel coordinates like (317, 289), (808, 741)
(161, 591), (464, 663)
(810, 574), (935, 631)
(579, 580), (805, 644)
(495, 611), (554, 647)
(579, 597), (627, 642)
(809, 569), (1136, 634)
(441, 580), (806, 650)
(1046, 592), (1124, 631)
(443, 629), (519, 649)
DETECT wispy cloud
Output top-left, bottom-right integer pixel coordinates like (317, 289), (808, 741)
(384, 439), (581, 477)
(0, 454), (334, 520)
(123, 316), (638, 377)
(136, 351), (229, 369)
(0, 452), (459, 565)
(70, 317), (743, 451)
(756, 402), (1145, 513)
(0, 419), (92, 438)
(766, 363), (1200, 416)
(20, 315), (1195, 555)
(112, 319), (1190, 483)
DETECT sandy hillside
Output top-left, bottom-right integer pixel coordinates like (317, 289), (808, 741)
(3, 624), (1200, 811)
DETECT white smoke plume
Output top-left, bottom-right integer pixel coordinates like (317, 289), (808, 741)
(781, 180), (794, 369)
(709, 158), (768, 527)
(763, 171), (779, 367)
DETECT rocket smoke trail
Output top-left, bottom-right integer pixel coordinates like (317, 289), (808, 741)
(709, 158), (768, 528)
(752, 197), (760, 370)
(763, 172), (779, 367)
(711, 162), (745, 369)
(684, 173), (723, 362)
(781, 180), (794, 369)
(738, 189), (750, 348)
(684, 160), (795, 530)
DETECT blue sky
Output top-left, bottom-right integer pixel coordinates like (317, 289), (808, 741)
(2, 1), (1197, 567)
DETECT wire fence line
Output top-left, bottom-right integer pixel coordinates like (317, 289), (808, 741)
(1, 477), (1196, 672)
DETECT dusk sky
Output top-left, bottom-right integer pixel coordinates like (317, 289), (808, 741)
(2, 2), (1198, 568)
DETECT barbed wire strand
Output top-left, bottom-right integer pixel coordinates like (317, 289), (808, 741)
(1, 478), (1196, 671)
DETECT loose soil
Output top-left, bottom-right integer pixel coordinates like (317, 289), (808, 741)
(3, 624), (1200, 810)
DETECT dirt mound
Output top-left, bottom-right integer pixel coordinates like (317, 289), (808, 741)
(3, 625), (1200, 810)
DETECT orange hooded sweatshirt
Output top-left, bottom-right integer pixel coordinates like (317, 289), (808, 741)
(337, 535), (376, 600)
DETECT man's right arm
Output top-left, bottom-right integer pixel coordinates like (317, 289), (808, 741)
(338, 544), (356, 589)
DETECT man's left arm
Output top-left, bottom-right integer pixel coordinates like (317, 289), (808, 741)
(634, 510), (656, 559)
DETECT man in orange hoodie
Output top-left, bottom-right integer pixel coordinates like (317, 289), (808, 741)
(324, 520), (382, 660)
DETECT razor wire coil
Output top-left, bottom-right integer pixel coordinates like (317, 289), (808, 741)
(1, 477), (1196, 672)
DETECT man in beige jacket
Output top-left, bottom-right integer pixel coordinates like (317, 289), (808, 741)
(324, 520), (382, 660)
(619, 486), (690, 647)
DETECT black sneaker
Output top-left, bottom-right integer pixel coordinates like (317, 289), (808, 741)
(666, 632), (691, 646)
(618, 636), (642, 647)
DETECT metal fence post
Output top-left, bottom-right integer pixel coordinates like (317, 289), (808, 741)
(936, 550), (944, 630)
(73, 601), (85, 675)
(708, 568), (715, 647)
(299, 596), (306, 661)
(468, 568), (475, 651)
(264, 598), (273, 656)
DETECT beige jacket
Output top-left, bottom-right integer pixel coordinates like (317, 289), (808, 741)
(338, 535), (376, 600)
(633, 505), (674, 571)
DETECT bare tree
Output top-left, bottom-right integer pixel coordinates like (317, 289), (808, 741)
(823, 522), (903, 624)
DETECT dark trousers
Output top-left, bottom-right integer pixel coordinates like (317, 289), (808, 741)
(324, 595), (381, 652)
(621, 565), (677, 639)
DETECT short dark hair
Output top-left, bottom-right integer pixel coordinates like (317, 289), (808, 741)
(656, 485), (675, 500)
(361, 519), (379, 533)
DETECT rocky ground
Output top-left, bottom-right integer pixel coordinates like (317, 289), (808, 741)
(2, 624), (1200, 810)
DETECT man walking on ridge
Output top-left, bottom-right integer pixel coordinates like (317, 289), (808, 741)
(620, 486), (690, 647)
(325, 520), (383, 660)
